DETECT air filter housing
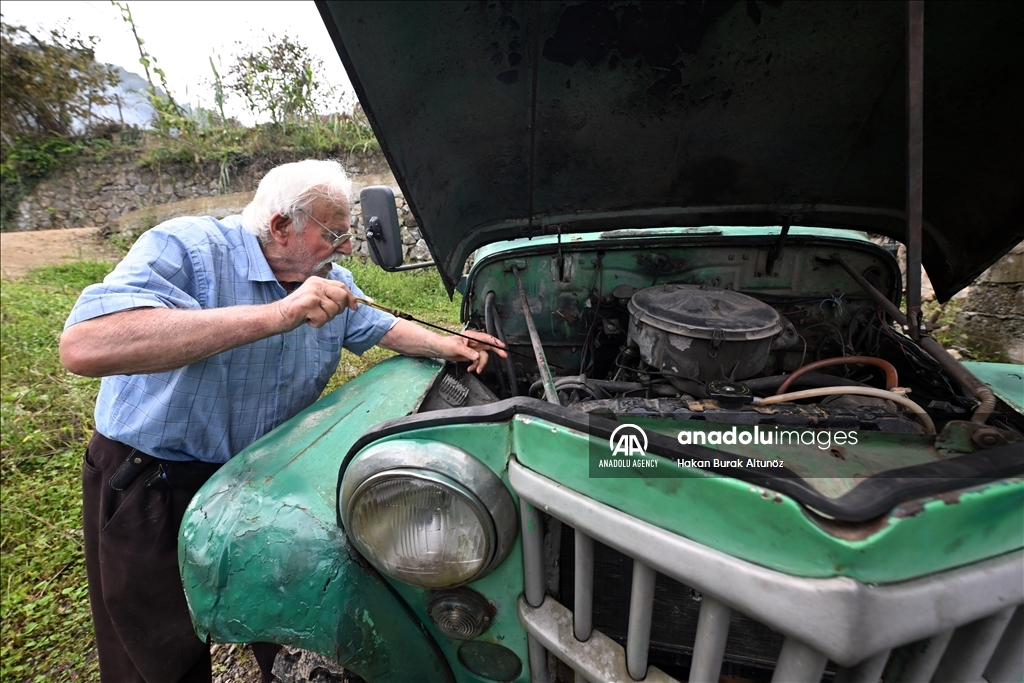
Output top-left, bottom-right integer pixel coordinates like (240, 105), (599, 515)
(627, 285), (782, 383)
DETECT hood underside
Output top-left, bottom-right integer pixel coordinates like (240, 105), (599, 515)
(318, 1), (1023, 300)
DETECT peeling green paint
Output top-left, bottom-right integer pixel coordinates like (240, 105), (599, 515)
(343, 425), (531, 683)
(180, 357), (454, 683)
(182, 354), (1022, 682)
(962, 362), (1024, 415)
(509, 415), (1024, 583)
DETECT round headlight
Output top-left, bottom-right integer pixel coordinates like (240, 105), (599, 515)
(340, 440), (517, 588)
(347, 469), (494, 588)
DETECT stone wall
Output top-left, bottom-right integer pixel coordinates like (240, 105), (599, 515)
(12, 146), (390, 233)
(12, 145), (435, 266)
(954, 242), (1024, 363)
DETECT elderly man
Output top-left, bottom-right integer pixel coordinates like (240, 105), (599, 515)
(60, 159), (504, 683)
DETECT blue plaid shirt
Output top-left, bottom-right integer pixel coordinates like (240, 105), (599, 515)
(64, 215), (397, 463)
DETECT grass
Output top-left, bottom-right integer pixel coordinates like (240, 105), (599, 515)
(327, 258), (462, 392)
(2, 120), (380, 232)
(136, 120), (379, 171)
(1, 261), (110, 682)
(0, 256), (460, 681)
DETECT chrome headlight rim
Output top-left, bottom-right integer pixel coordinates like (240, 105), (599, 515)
(340, 439), (517, 586)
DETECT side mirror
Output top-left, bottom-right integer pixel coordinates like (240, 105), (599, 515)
(359, 186), (404, 270)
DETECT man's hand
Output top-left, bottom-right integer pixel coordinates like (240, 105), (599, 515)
(379, 320), (507, 374)
(441, 329), (508, 374)
(274, 277), (359, 330)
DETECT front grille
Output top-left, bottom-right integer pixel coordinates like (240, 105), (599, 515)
(558, 527), (791, 679)
(509, 459), (1024, 683)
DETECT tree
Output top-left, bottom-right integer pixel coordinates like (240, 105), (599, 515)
(0, 20), (118, 147)
(226, 34), (334, 124)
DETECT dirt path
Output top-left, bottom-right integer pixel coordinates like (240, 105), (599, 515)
(1, 227), (122, 280)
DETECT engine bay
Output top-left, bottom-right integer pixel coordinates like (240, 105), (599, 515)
(417, 231), (1020, 443)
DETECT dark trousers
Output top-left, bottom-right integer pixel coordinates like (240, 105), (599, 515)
(82, 431), (281, 683)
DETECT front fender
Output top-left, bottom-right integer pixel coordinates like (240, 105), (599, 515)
(179, 356), (452, 682)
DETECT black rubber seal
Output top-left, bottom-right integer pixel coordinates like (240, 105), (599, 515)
(337, 396), (1024, 525)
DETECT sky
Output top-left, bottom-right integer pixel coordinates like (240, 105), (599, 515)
(1, 1), (356, 125)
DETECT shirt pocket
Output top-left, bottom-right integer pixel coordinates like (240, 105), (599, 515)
(311, 328), (342, 396)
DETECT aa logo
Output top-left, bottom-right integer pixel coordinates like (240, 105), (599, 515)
(609, 424), (648, 457)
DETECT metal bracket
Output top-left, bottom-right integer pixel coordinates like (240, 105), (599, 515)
(765, 222), (790, 277)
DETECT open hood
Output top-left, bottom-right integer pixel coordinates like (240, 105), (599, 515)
(318, 1), (1023, 300)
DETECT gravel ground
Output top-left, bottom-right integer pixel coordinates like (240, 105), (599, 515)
(212, 644), (262, 682)
(210, 644), (355, 683)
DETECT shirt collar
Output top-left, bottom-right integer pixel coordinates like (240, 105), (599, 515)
(239, 223), (279, 283)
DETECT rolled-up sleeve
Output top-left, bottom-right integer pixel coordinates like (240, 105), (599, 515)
(65, 227), (203, 329)
(332, 269), (398, 355)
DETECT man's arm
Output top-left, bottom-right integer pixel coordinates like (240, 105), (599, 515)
(60, 278), (358, 377)
(378, 319), (506, 374)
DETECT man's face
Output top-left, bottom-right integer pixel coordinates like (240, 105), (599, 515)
(289, 197), (354, 279)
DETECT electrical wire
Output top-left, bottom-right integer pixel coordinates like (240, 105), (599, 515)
(577, 254), (604, 375)
(801, 322), (849, 363)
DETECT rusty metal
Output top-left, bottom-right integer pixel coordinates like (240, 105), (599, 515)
(511, 268), (560, 405)
(832, 255), (996, 424)
(935, 421), (1020, 453)
(906, 0), (925, 341)
(970, 427), (1014, 449)
(764, 222), (790, 278)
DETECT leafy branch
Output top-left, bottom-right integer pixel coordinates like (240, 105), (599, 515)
(112, 1), (196, 139)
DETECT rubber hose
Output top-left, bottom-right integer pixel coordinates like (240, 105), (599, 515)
(484, 293), (508, 397)
(755, 387), (935, 433)
(776, 356), (899, 394)
(486, 296), (518, 397)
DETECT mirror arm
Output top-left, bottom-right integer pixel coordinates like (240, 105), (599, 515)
(366, 215), (435, 272)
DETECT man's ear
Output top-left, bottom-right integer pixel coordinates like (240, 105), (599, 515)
(268, 213), (292, 244)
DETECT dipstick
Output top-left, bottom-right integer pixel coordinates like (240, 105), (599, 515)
(354, 297), (546, 366)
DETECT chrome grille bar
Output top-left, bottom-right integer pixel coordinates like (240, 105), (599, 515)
(834, 651), (891, 683)
(626, 559), (656, 679)
(509, 459), (1024, 682)
(933, 606), (1017, 682)
(518, 597), (680, 683)
(520, 498), (545, 608)
(884, 631), (953, 683)
(689, 596), (731, 682)
(527, 634), (548, 683)
(984, 605), (1023, 683)
(573, 529), (594, 642)
(771, 638), (828, 683)
(510, 459), (1023, 666)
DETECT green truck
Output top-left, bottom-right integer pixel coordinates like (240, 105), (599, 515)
(180, 2), (1024, 681)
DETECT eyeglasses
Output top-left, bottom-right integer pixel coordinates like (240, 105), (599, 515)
(296, 207), (353, 247)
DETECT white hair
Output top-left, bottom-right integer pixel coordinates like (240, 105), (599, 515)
(241, 159), (352, 243)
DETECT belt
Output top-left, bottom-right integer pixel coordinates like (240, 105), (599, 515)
(109, 449), (222, 491)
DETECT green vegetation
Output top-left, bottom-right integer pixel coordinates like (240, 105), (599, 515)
(1, 256), (459, 681)
(0, 19), (119, 229)
(0, 10), (378, 230)
(922, 297), (1004, 363)
(1, 261), (110, 682)
(327, 260), (463, 391)
(0, 21), (117, 142)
